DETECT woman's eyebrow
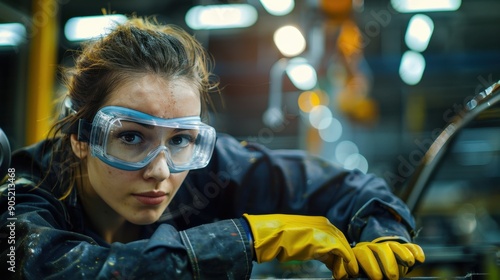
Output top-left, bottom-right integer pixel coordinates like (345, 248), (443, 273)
(125, 122), (155, 129)
(173, 128), (192, 133)
(131, 123), (193, 132)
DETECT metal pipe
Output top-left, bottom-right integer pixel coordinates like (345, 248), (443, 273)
(25, 0), (58, 144)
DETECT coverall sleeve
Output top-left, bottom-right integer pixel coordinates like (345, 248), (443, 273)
(0, 181), (253, 279)
(201, 134), (416, 243)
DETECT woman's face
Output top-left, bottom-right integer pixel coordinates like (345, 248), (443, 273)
(82, 74), (200, 225)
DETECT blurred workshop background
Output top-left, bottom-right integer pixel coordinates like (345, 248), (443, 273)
(1, 0), (500, 191)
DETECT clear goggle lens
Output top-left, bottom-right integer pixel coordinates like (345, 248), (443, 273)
(86, 106), (216, 171)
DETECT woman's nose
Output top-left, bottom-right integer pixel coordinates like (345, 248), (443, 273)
(143, 151), (171, 181)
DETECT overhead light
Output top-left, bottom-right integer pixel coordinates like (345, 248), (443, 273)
(335, 140), (369, 174)
(273, 25), (306, 57)
(298, 91), (322, 113)
(344, 153), (369, 173)
(399, 50), (426, 85)
(318, 117), (343, 143)
(0, 23), (26, 46)
(285, 57), (317, 90)
(185, 4), (257, 30)
(405, 14), (434, 52)
(335, 140), (359, 163)
(260, 0), (294, 16)
(64, 14), (127, 42)
(391, 0), (461, 13)
(309, 105), (332, 129)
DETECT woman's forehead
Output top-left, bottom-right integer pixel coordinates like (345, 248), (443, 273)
(104, 74), (201, 119)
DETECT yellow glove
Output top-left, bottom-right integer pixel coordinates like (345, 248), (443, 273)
(352, 236), (425, 280)
(243, 214), (358, 279)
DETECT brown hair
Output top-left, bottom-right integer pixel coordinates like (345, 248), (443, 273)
(48, 16), (218, 199)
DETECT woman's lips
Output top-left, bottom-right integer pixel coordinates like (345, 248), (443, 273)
(133, 191), (167, 205)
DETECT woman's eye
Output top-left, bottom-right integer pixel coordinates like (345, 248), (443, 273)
(119, 132), (143, 145)
(170, 134), (193, 147)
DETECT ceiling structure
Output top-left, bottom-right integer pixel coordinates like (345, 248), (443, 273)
(1, 0), (500, 180)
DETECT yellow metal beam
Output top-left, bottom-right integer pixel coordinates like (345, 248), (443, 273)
(25, 0), (58, 145)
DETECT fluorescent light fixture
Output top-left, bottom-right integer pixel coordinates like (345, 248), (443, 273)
(185, 4), (257, 30)
(399, 50), (426, 85)
(64, 14), (127, 42)
(391, 0), (461, 12)
(273, 25), (306, 57)
(260, 0), (295, 16)
(285, 57), (317, 90)
(0, 23), (26, 46)
(405, 14), (434, 52)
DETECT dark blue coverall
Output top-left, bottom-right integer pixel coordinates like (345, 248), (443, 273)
(0, 134), (416, 279)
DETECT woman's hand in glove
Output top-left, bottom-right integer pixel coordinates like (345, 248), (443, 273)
(242, 214), (358, 279)
(352, 236), (425, 280)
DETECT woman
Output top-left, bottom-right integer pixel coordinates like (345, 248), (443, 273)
(0, 17), (423, 279)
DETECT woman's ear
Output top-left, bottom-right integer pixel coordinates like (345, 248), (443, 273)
(70, 134), (89, 159)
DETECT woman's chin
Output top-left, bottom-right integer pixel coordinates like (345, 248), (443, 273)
(127, 212), (163, 225)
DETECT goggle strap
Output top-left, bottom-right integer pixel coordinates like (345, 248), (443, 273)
(77, 119), (92, 142)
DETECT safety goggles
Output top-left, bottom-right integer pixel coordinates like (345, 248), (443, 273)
(77, 106), (216, 172)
